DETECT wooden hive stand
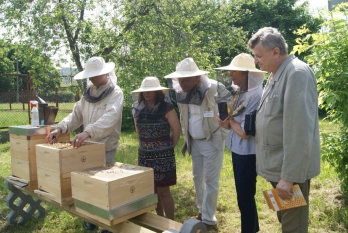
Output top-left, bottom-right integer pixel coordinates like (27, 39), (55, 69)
(5, 178), (207, 233)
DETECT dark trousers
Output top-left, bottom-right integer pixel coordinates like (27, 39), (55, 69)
(270, 180), (310, 233)
(232, 152), (259, 233)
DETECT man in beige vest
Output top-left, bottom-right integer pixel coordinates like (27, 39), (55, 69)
(165, 58), (227, 230)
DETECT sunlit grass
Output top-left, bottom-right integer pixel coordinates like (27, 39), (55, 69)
(319, 118), (340, 134)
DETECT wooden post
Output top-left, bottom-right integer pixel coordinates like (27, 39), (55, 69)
(75, 91), (80, 102)
(27, 73), (31, 124)
(55, 87), (58, 108)
(22, 89), (25, 110)
(9, 90), (12, 110)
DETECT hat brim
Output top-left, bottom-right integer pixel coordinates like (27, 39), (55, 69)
(132, 86), (169, 93)
(164, 70), (209, 79)
(74, 62), (115, 80)
(214, 65), (265, 73)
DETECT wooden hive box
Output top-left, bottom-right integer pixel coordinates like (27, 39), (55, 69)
(9, 125), (70, 190)
(71, 162), (157, 225)
(35, 142), (106, 206)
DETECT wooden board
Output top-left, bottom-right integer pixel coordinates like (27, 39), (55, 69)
(130, 213), (183, 232)
(34, 189), (74, 206)
(76, 205), (157, 226)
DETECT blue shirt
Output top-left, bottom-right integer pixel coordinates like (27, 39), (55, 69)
(225, 88), (262, 155)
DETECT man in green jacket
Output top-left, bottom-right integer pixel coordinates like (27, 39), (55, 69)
(248, 27), (320, 233)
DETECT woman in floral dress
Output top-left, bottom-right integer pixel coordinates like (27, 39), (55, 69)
(132, 76), (180, 220)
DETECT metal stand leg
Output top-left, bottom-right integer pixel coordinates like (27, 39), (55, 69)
(163, 218), (207, 233)
(5, 178), (45, 225)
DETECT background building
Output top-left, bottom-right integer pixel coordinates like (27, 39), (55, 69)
(328, 0), (348, 10)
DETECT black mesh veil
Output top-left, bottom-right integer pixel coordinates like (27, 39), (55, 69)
(215, 70), (264, 117)
(166, 75), (211, 105)
(131, 91), (173, 118)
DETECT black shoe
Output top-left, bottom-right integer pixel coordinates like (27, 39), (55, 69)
(83, 220), (97, 231)
(191, 213), (202, 221)
(100, 230), (112, 233)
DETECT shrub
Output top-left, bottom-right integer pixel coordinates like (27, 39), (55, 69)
(293, 3), (348, 197)
(321, 131), (348, 199)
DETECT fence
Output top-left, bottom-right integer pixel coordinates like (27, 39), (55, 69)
(0, 73), (136, 155)
(0, 74), (32, 129)
(0, 74), (80, 128)
(0, 73), (80, 154)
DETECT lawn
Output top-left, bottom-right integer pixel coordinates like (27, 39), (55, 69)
(0, 103), (75, 129)
(0, 119), (347, 232)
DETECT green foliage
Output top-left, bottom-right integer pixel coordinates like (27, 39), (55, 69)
(0, 0), (322, 131)
(121, 101), (135, 132)
(57, 91), (75, 103)
(293, 4), (348, 125)
(36, 89), (76, 103)
(0, 39), (14, 74)
(0, 0), (321, 89)
(10, 43), (61, 90)
(115, 0), (246, 127)
(321, 132), (348, 199)
(228, 0), (323, 62)
(293, 3), (348, 197)
(0, 40), (18, 92)
(0, 41), (61, 92)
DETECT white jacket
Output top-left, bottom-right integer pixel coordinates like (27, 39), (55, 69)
(57, 80), (124, 152)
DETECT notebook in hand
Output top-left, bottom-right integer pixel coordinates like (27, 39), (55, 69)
(263, 184), (307, 211)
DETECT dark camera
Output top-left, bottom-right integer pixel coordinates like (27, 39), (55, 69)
(244, 109), (257, 136)
(218, 102), (228, 120)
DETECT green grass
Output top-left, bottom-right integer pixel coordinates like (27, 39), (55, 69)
(0, 103), (76, 128)
(0, 120), (347, 232)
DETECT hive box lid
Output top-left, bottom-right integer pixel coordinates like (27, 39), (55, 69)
(73, 162), (153, 181)
(9, 125), (59, 136)
(9, 125), (47, 136)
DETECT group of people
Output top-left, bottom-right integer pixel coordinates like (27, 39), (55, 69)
(46, 27), (320, 233)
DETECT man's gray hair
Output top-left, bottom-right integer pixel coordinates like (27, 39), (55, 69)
(247, 27), (288, 55)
